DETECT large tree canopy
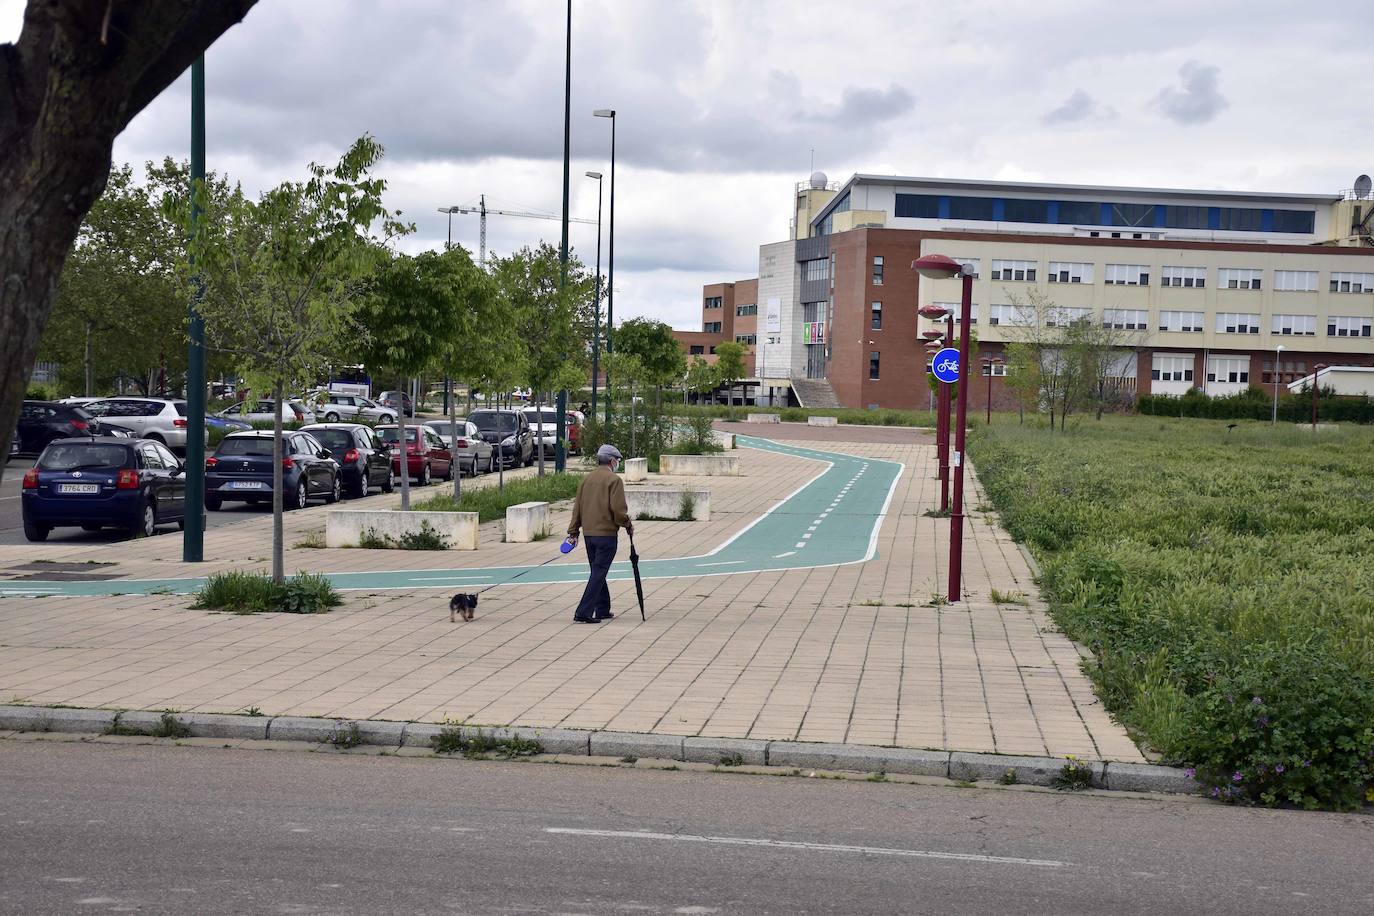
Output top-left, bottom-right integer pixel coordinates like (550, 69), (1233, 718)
(0, 0), (258, 473)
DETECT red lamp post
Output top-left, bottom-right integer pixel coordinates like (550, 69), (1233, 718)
(919, 304), (952, 511)
(1311, 363), (1328, 429)
(914, 254), (974, 602)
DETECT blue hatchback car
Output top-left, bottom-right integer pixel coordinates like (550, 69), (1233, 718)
(21, 438), (187, 541)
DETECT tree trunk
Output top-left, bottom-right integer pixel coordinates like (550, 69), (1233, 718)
(271, 378), (285, 584)
(83, 320), (94, 396)
(536, 392), (546, 477)
(449, 369), (462, 501)
(397, 381), (411, 510)
(0, 0), (258, 478)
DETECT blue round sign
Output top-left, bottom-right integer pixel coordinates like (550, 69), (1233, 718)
(931, 347), (961, 384)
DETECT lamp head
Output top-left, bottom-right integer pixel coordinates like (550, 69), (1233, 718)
(911, 254), (964, 280)
(918, 304), (951, 320)
(585, 170), (603, 179)
(1314, 363), (1329, 371)
(593, 109), (616, 118)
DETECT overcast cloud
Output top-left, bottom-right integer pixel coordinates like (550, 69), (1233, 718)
(4, 0), (1373, 329)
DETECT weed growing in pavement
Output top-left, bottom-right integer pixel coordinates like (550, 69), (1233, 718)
(678, 491), (697, 521)
(718, 753), (745, 767)
(432, 723), (464, 755)
(152, 713), (192, 739)
(357, 528), (390, 549)
(999, 768), (1019, 786)
(635, 512), (675, 522)
(858, 599), (884, 607)
(989, 589), (1029, 605)
(1051, 755), (1095, 791)
(325, 720), (363, 749)
(619, 755), (638, 764)
(191, 571), (341, 615)
(243, 707), (263, 717)
(430, 725), (543, 759)
(867, 772), (888, 782)
(294, 529), (326, 549)
(925, 595), (949, 607)
(922, 508), (951, 518)
(354, 522), (451, 550)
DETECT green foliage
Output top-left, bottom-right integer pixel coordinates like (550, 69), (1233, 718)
(970, 416), (1374, 810)
(678, 491), (697, 521)
(684, 355), (719, 397)
(674, 404), (936, 427)
(615, 318), (687, 390)
(430, 725), (543, 759)
(191, 570), (342, 615)
(1051, 755), (1095, 791)
(489, 242), (595, 400)
(325, 720), (364, 749)
(1137, 386), (1374, 424)
(356, 521), (451, 550)
(412, 473), (579, 522)
(713, 341), (748, 403)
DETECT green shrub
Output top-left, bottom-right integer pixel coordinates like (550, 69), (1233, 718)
(191, 570), (342, 614)
(412, 473), (579, 522)
(356, 521), (451, 550)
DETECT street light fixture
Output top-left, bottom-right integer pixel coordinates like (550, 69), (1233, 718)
(1311, 363), (1329, 429)
(594, 108), (617, 425)
(585, 170), (604, 419)
(912, 254), (975, 602)
(1272, 344), (1285, 425)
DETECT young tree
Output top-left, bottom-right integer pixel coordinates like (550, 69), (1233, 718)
(1000, 289), (1092, 432)
(0, 0), (258, 471)
(685, 355), (719, 405)
(713, 341), (748, 407)
(613, 318), (686, 408)
(190, 136), (403, 582)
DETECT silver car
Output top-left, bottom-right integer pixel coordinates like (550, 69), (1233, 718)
(424, 419), (496, 475)
(217, 399), (318, 425)
(82, 397), (195, 450)
(313, 393), (395, 424)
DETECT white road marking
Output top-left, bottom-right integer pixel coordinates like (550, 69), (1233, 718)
(773, 551), (797, 558)
(696, 560), (745, 568)
(801, 533), (811, 539)
(807, 525), (818, 531)
(543, 828), (1068, 868)
(794, 542), (807, 549)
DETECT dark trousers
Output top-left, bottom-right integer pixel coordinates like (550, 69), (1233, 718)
(574, 535), (617, 620)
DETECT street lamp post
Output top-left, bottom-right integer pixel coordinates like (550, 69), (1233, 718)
(586, 170), (604, 419)
(1311, 363), (1328, 429)
(1271, 344), (1285, 425)
(553, 0), (572, 473)
(919, 305), (951, 511)
(594, 108), (616, 425)
(183, 56), (207, 563)
(982, 356), (1003, 424)
(914, 254), (974, 602)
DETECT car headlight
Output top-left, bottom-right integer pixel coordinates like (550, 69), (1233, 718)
(501, 436), (515, 445)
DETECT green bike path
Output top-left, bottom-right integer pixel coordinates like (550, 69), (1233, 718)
(0, 436), (904, 598)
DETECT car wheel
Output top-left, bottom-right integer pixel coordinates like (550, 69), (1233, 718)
(419, 463), (431, 487)
(382, 469), (395, 493)
(147, 434), (165, 445)
(325, 474), (341, 504)
(176, 519), (185, 531)
(325, 411), (340, 422)
(290, 479), (308, 510)
(354, 472), (370, 499)
(23, 519), (49, 542)
(205, 496), (222, 511)
(132, 500), (157, 538)
(441, 460), (453, 482)
(379, 414), (394, 424)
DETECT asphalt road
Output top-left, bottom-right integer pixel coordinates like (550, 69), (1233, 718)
(1, 740), (1369, 915)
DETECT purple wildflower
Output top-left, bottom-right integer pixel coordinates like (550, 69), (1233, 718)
(1232, 771), (1243, 782)
(1274, 764), (1285, 774)
(1251, 696), (1263, 705)
(1209, 787), (1220, 798)
(1183, 767), (1196, 778)
(1257, 716), (1269, 727)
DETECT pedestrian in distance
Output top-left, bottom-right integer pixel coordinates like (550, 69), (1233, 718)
(578, 401), (591, 416)
(566, 444), (633, 623)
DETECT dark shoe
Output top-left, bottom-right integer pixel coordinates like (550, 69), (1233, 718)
(573, 617), (602, 624)
(594, 612), (615, 621)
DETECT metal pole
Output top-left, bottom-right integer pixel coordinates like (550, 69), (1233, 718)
(1311, 374), (1318, 429)
(182, 55), (207, 563)
(1271, 345), (1283, 425)
(605, 113), (616, 426)
(590, 175), (603, 420)
(446, 209), (452, 251)
(947, 270), (974, 602)
(937, 380), (950, 512)
(985, 360), (993, 424)
(554, 0), (571, 473)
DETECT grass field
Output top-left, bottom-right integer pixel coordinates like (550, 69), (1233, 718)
(969, 416), (1374, 810)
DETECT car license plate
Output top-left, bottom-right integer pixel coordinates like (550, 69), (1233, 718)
(57, 483), (100, 494)
(226, 481), (268, 490)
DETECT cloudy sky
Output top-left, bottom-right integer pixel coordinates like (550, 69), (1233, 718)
(5, 0), (1373, 329)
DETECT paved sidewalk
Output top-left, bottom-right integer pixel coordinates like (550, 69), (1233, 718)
(0, 427), (1144, 763)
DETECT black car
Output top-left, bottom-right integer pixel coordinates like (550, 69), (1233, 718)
(15, 400), (98, 454)
(204, 431), (341, 511)
(468, 409), (534, 468)
(301, 423), (394, 497)
(21, 438), (186, 541)
(376, 390), (414, 418)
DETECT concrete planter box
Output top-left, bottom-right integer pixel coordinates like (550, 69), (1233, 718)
(626, 488), (710, 521)
(658, 454), (739, 477)
(711, 431), (736, 450)
(623, 457), (648, 482)
(505, 501), (551, 543)
(746, 413), (780, 423)
(325, 509), (479, 550)
(807, 415), (838, 427)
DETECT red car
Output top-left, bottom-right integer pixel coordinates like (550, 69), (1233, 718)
(376, 424), (453, 486)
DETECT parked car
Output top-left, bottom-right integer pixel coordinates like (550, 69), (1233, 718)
(204, 430), (340, 511)
(375, 424), (453, 485)
(521, 407), (584, 457)
(81, 397), (197, 451)
(21, 438), (186, 541)
(15, 400), (96, 454)
(424, 419), (496, 475)
(215, 399), (317, 426)
(376, 390), (414, 418)
(311, 392), (395, 424)
(205, 414), (252, 434)
(468, 408), (534, 468)
(301, 423), (394, 497)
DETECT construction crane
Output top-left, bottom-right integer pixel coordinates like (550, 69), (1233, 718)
(439, 194), (596, 266)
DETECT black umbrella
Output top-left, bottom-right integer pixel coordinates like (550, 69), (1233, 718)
(628, 530), (646, 621)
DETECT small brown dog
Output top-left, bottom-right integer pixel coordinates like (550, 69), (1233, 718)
(449, 593), (479, 622)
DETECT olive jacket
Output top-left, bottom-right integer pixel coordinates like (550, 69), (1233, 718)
(568, 465), (632, 537)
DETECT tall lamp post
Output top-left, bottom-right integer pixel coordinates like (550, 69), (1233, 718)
(586, 170), (604, 418)
(914, 254), (974, 602)
(1271, 344), (1285, 425)
(1310, 363), (1328, 429)
(982, 355), (1004, 424)
(593, 108), (616, 425)
(553, 0), (573, 473)
(919, 305), (951, 510)
(183, 56), (207, 563)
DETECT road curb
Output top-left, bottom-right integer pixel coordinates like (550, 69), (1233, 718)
(0, 704), (1198, 796)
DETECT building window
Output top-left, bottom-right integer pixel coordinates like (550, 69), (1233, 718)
(1328, 316), (1373, 337)
(1218, 208), (1264, 232)
(735, 303), (758, 316)
(1161, 266), (1207, 288)
(1215, 312), (1261, 334)
(953, 257), (980, 278)
(1273, 210), (1315, 234)
(987, 303), (1032, 327)
(871, 301), (882, 330)
(869, 351), (880, 380)
(1270, 314), (1316, 336)
(894, 194), (940, 218)
(1158, 310), (1205, 332)
(1151, 354), (1194, 382)
(948, 196), (995, 221)
(991, 259), (1037, 281)
(1110, 203), (1155, 227)
(708, 346), (717, 354)
(1045, 306), (1092, 328)
(872, 256), (884, 286)
(1274, 270), (1318, 292)
(1330, 271), (1374, 293)
(1262, 358), (1308, 384)
(803, 259), (829, 282)
(1104, 263), (1150, 286)
(704, 321), (722, 334)
(704, 296), (722, 309)
(689, 345), (704, 355)
(735, 334), (757, 345)
(1048, 261), (1094, 284)
(1206, 357), (1250, 384)
(1002, 198), (1049, 223)
(1056, 200), (1100, 225)
(1102, 309), (1148, 330)
(933, 301), (977, 325)
(1163, 206), (1208, 230)
(980, 363), (1008, 377)
(1219, 268), (1263, 290)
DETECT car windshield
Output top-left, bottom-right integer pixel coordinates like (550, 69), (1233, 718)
(528, 410), (558, 424)
(470, 412), (516, 432)
(377, 428), (419, 444)
(310, 430), (353, 452)
(357, 398), (379, 408)
(216, 437), (276, 457)
(38, 443), (131, 470)
(427, 422), (460, 435)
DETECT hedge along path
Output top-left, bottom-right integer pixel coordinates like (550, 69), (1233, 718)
(0, 437), (904, 598)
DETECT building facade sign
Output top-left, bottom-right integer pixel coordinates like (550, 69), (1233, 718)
(803, 320), (827, 344)
(765, 297), (781, 333)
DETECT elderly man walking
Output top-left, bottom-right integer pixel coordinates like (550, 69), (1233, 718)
(566, 444), (634, 624)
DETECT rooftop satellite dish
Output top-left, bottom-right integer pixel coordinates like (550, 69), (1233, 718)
(1355, 174), (1372, 198)
(808, 170), (828, 190)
